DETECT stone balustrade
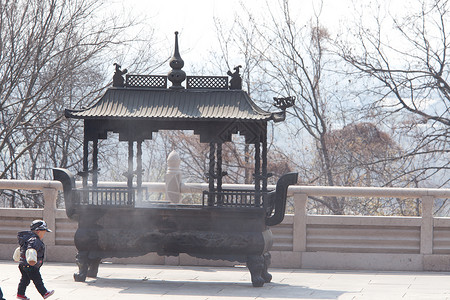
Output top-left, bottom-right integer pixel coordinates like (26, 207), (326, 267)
(1, 159), (449, 271)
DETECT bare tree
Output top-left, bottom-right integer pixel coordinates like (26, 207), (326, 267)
(218, 1), (350, 213)
(211, 0), (433, 215)
(315, 122), (420, 215)
(0, 0), (162, 207)
(0, 0), (163, 180)
(337, 0), (450, 188)
(325, 123), (405, 186)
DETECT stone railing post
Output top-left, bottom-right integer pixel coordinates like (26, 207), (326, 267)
(293, 193), (308, 252)
(43, 187), (58, 246)
(420, 195), (434, 255)
(165, 150), (182, 204)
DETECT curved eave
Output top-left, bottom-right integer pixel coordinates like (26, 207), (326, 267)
(65, 111), (273, 122)
(64, 88), (276, 122)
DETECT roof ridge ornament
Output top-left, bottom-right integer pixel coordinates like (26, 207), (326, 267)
(227, 65), (242, 90)
(273, 96), (295, 111)
(112, 63), (127, 87)
(271, 96), (296, 122)
(168, 31), (186, 89)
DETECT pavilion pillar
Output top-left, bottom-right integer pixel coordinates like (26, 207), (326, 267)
(83, 137), (89, 187)
(208, 142), (216, 206)
(136, 140), (143, 202)
(82, 136), (89, 189)
(254, 142), (261, 206)
(81, 135), (89, 204)
(262, 137), (268, 193)
(92, 139), (98, 188)
(216, 143), (223, 205)
(127, 141), (134, 206)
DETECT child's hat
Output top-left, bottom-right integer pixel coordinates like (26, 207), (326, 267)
(30, 220), (52, 232)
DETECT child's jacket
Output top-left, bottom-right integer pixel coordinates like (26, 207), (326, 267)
(17, 231), (45, 268)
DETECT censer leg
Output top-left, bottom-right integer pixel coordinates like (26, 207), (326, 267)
(262, 252), (272, 283)
(74, 251), (89, 282)
(87, 257), (102, 278)
(246, 255), (265, 287)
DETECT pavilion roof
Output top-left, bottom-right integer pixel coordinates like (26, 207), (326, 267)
(65, 88), (274, 122)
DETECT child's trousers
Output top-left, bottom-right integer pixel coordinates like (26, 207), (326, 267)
(18, 265), (47, 296)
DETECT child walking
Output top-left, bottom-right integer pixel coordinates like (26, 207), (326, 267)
(16, 220), (54, 300)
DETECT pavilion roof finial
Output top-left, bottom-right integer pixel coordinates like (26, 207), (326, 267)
(168, 31), (186, 89)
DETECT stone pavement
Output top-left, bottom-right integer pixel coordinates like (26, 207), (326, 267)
(1, 260), (450, 299)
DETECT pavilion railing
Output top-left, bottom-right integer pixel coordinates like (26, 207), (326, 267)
(202, 189), (272, 207)
(77, 187), (269, 208)
(186, 76), (228, 89)
(123, 74), (229, 90)
(78, 187), (136, 207)
(125, 75), (167, 89)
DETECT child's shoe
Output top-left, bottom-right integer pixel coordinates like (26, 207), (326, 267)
(17, 295), (30, 300)
(43, 290), (55, 299)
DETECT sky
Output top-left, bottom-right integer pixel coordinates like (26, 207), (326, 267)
(104, 0), (422, 74)
(112, 0), (356, 73)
